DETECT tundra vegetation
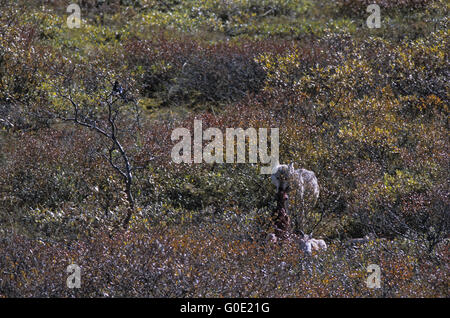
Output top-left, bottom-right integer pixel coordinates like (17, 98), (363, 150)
(0, 0), (448, 297)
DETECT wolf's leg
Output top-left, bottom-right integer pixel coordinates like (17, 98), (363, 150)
(297, 189), (304, 233)
(301, 197), (305, 233)
(292, 189), (298, 233)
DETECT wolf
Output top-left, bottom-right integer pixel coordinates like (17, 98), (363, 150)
(271, 163), (319, 205)
(298, 231), (327, 256)
(271, 163), (320, 232)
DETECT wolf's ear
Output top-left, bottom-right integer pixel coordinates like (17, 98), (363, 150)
(288, 163), (295, 173)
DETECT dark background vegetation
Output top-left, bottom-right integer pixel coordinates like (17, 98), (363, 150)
(0, 0), (448, 297)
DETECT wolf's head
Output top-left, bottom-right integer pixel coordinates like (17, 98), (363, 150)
(271, 163), (295, 192)
(298, 230), (309, 240)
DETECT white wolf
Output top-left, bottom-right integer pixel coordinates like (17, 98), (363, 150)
(271, 163), (319, 205)
(267, 231), (327, 257)
(271, 163), (320, 232)
(298, 231), (327, 256)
